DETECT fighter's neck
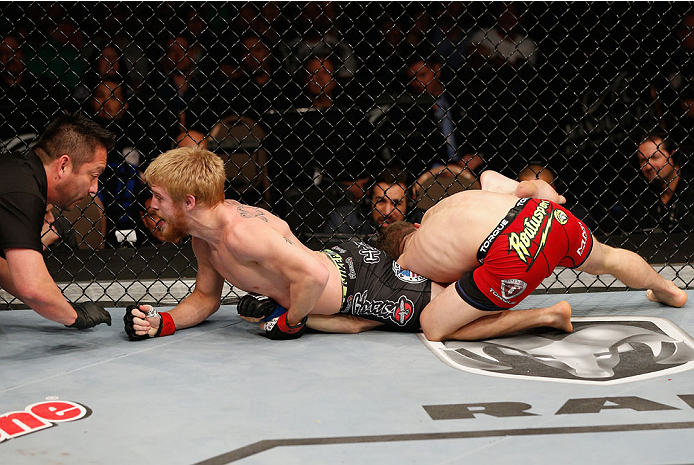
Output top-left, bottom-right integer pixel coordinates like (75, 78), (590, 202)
(186, 202), (229, 244)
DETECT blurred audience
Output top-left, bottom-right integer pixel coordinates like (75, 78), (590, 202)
(0, 33), (68, 142)
(87, 79), (146, 248)
(282, 2), (358, 80)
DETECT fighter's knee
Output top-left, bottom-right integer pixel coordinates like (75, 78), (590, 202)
(420, 312), (446, 341)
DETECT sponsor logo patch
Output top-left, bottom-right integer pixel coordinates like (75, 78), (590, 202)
(0, 400), (90, 443)
(392, 262), (427, 284)
(500, 279), (527, 300)
(356, 242), (381, 264)
(507, 200), (552, 271)
(349, 291), (415, 327)
(553, 209), (568, 225)
(419, 317), (694, 384)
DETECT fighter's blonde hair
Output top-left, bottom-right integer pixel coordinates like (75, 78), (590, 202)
(144, 146), (225, 206)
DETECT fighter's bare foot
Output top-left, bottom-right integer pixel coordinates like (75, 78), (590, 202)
(646, 282), (688, 308)
(547, 300), (573, 332)
(515, 180), (567, 205)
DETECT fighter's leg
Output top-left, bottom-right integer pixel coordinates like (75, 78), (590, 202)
(577, 238), (687, 307)
(307, 314), (384, 333)
(419, 281), (499, 341)
(448, 301), (572, 341)
(420, 281), (572, 341)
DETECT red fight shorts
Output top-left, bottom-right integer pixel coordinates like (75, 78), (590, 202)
(456, 198), (593, 311)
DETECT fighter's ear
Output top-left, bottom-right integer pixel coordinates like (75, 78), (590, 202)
(184, 194), (196, 211)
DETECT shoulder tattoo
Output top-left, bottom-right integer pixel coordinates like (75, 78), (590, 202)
(237, 205), (268, 222)
(284, 237), (293, 245)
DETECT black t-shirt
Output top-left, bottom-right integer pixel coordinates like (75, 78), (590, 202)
(0, 150), (47, 258)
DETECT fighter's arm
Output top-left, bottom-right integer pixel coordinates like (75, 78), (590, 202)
(307, 314), (384, 333)
(2, 248), (79, 325)
(232, 224), (330, 326)
(167, 238), (225, 328)
(480, 170), (566, 204)
(128, 237), (224, 337)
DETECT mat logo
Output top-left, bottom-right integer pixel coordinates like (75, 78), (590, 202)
(392, 262), (427, 284)
(420, 317), (694, 385)
(0, 400), (90, 443)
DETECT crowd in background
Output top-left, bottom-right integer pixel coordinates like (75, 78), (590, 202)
(0, 2), (692, 251)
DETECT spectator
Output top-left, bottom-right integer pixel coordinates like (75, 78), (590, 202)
(0, 33), (68, 142)
(73, 44), (132, 103)
(324, 168), (425, 235)
(632, 127), (694, 232)
(466, 2), (540, 162)
(191, 33), (289, 129)
(41, 204), (77, 251)
(281, 1), (358, 80)
(138, 34), (201, 137)
(466, 2), (538, 70)
(401, 53), (481, 176)
(517, 160), (596, 231)
(87, 79), (145, 248)
(431, 3), (470, 73)
(298, 54), (345, 108)
(359, 16), (411, 97)
(25, 7), (85, 90)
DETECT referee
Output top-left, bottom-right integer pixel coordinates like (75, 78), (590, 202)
(0, 114), (115, 329)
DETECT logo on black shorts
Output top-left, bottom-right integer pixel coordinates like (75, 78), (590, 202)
(419, 317), (694, 384)
(351, 291), (415, 327)
(392, 262), (427, 284)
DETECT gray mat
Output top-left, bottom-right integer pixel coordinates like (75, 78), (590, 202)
(0, 290), (693, 464)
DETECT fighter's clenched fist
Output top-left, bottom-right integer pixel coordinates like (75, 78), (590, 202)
(124, 304), (175, 341)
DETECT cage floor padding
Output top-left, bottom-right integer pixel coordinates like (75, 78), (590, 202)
(1, 290), (693, 464)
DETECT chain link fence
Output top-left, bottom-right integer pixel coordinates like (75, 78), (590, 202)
(0, 2), (691, 306)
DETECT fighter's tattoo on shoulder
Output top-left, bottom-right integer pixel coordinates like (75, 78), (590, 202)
(237, 205), (268, 222)
(284, 237), (293, 245)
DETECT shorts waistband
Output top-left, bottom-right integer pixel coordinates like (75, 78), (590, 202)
(322, 249), (354, 312)
(476, 197), (530, 265)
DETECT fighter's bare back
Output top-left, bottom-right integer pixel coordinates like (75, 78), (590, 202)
(397, 191), (523, 284)
(194, 200), (343, 314)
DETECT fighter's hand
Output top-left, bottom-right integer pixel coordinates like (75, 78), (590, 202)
(262, 312), (308, 340)
(124, 304), (163, 341)
(237, 294), (307, 340)
(237, 294), (282, 323)
(67, 302), (112, 329)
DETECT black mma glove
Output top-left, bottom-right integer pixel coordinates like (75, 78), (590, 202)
(237, 293), (282, 320)
(67, 302), (112, 329)
(123, 305), (176, 341)
(124, 305), (150, 341)
(237, 294), (307, 340)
